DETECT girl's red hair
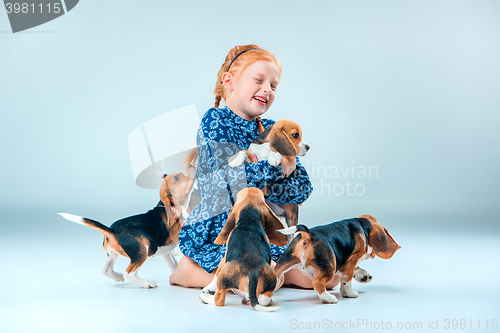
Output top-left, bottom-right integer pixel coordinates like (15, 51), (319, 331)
(214, 44), (282, 108)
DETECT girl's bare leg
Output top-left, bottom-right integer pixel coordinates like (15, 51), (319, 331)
(283, 268), (340, 289)
(170, 256), (339, 290)
(169, 255), (215, 288)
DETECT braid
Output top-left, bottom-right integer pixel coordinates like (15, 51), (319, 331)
(214, 95), (222, 108)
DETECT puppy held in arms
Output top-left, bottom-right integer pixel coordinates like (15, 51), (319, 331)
(228, 119), (309, 168)
(275, 215), (400, 304)
(199, 187), (288, 312)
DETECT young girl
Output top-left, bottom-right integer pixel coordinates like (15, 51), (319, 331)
(169, 44), (339, 290)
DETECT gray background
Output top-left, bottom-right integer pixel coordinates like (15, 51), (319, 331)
(1, 2), (499, 332)
(0, 1), (500, 222)
(1, 0), (499, 223)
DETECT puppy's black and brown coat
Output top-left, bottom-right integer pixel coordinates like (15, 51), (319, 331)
(200, 187), (287, 311)
(58, 170), (198, 289)
(275, 215), (400, 304)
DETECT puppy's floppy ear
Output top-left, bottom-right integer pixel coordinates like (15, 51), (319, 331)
(160, 183), (183, 230)
(164, 207), (182, 243)
(368, 224), (401, 259)
(262, 204), (288, 247)
(214, 207), (238, 245)
(269, 129), (296, 157)
(163, 197), (183, 229)
(159, 178), (170, 208)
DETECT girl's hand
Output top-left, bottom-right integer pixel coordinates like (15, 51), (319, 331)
(281, 157), (297, 178)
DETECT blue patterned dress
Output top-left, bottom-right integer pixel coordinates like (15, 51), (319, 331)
(178, 106), (313, 272)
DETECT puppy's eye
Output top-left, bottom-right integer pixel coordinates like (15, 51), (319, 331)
(174, 175), (180, 183)
(292, 133), (299, 139)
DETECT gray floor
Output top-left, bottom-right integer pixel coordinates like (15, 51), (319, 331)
(1, 210), (499, 333)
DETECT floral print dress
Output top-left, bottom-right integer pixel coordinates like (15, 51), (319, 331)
(178, 106), (313, 272)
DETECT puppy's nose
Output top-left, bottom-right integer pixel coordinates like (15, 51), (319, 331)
(305, 144), (310, 151)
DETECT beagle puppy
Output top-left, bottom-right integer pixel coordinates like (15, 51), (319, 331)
(275, 215), (400, 304)
(58, 150), (199, 289)
(159, 147), (199, 219)
(228, 119), (309, 168)
(199, 187), (288, 312)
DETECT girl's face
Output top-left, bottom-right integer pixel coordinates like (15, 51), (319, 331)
(224, 60), (280, 121)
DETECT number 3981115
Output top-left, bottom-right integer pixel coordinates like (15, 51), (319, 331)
(5, 3), (62, 14)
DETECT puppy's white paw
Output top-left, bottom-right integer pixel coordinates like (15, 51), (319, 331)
(340, 276), (359, 298)
(146, 281), (158, 289)
(268, 151), (282, 166)
(340, 283), (359, 298)
(199, 293), (216, 305)
(318, 291), (338, 304)
(228, 151), (247, 167)
(258, 294), (273, 307)
(133, 280), (158, 289)
(353, 267), (372, 283)
(109, 272), (124, 283)
(124, 272), (157, 289)
(202, 286), (215, 295)
(202, 276), (217, 295)
(342, 289), (359, 298)
(134, 280), (157, 289)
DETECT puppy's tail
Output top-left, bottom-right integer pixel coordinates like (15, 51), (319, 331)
(58, 213), (113, 237)
(248, 270), (278, 312)
(278, 224), (310, 235)
(248, 270), (259, 309)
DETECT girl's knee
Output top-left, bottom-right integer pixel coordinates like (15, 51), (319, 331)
(177, 255), (195, 267)
(169, 256), (193, 286)
(169, 255), (215, 288)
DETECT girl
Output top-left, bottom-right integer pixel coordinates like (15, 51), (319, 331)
(169, 44), (339, 290)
